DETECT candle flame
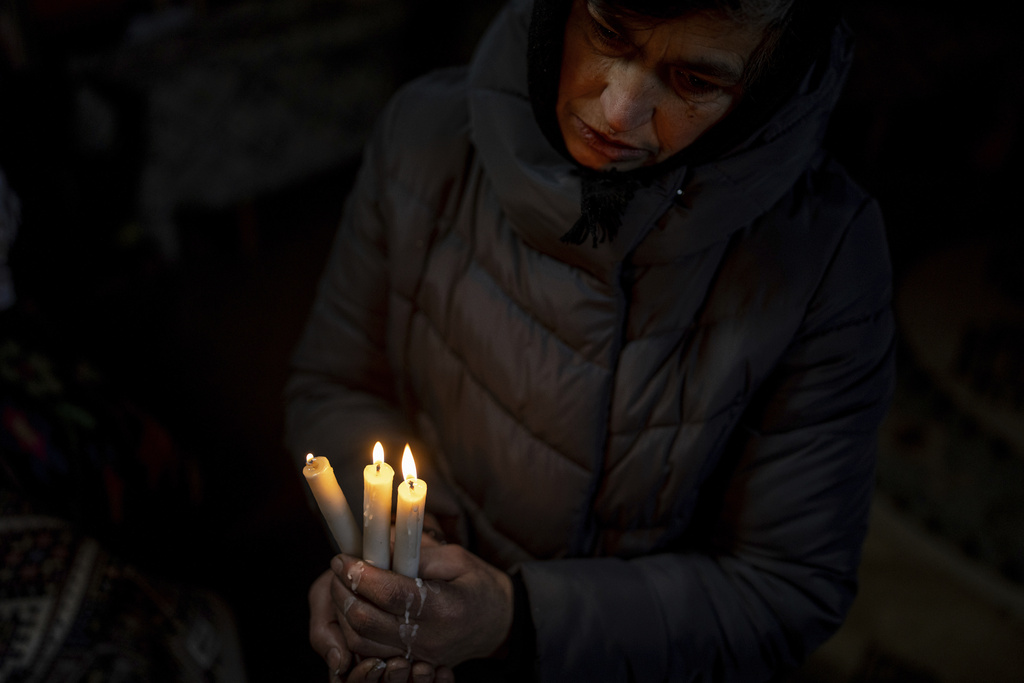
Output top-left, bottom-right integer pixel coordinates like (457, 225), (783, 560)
(402, 444), (416, 480)
(305, 453), (314, 465)
(373, 441), (384, 465)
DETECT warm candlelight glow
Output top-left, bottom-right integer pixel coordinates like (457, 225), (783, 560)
(302, 451), (362, 555)
(363, 441), (394, 569)
(393, 443), (426, 578)
(402, 444), (416, 481)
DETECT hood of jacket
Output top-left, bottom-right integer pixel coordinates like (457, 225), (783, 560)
(466, 0), (854, 278)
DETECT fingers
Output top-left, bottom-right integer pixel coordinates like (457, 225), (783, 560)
(329, 559), (408, 659)
(332, 555), (431, 617)
(345, 657), (425, 683)
(333, 588), (407, 659)
(433, 666), (455, 683)
(421, 513), (446, 548)
(411, 661), (446, 683)
(420, 529), (444, 548)
(332, 548), (510, 667)
(344, 657), (388, 683)
(417, 543), (473, 582)
(383, 658), (412, 683)
(309, 568), (352, 675)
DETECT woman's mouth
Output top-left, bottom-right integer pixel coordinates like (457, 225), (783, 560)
(572, 116), (651, 164)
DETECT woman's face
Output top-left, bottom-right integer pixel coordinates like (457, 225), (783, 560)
(557, 0), (765, 171)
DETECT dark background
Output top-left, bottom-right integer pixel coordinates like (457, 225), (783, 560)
(1, 0), (1022, 681)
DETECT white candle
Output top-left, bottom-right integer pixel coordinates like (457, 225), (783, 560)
(303, 453), (362, 556)
(362, 441), (394, 569)
(392, 444), (427, 579)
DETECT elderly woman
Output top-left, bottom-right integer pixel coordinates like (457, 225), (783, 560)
(287, 0), (894, 681)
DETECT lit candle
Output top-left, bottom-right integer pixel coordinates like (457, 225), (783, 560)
(392, 444), (427, 579)
(363, 441), (394, 569)
(303, 453), (362, 555)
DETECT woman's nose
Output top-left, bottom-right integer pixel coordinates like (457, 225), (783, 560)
(600, 62), (657, 133)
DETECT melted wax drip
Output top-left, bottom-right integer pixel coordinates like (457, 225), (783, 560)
(398, 623), (419, 660)
(346, 561), (365, 592)
(415, 578), (427, 617)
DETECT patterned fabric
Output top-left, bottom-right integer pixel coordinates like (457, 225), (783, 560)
(0, 306), (202, 538)
(0, 308), (245, 681)
(0, 489), (244, 682)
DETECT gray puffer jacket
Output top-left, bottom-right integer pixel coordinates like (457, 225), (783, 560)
(285, 0), (895, 680)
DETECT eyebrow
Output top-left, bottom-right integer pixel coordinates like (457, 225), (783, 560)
(676, 56), (746, 86)
(590, 3), (631, 35)
(587, 4), (644, 58)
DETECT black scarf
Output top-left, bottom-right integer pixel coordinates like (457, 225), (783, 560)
(527, 0), (643, 246)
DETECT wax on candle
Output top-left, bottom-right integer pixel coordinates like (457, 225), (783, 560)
(392, 444), (427, 579)
(363, 441), (395, 569)
(303, 453), (362, 556)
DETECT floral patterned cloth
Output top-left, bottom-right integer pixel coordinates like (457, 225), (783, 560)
(0, 307), (246, 682)
(0, 488), (246, 683)
(0, 306), (202, 538)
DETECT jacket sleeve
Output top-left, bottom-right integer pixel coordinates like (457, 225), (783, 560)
(285, 70), (471, 524)
(519, 199), (895, 682)
(283, 104), (414, 509)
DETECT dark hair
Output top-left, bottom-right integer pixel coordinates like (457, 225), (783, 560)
(590, 0), (797, 90)
(591, 0), (791, 19)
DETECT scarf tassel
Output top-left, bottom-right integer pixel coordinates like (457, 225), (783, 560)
(560, 173), (640, 247)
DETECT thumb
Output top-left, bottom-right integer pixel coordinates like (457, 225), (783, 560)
(309, 569), (351, 675)
(418, 543), (475, 582)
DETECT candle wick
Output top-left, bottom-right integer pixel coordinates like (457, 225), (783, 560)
(376, 462), (381, 473)
(408, 479), (415, 490)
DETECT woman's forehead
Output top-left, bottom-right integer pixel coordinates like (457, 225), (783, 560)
(588, 0), (768, 33)
(585, 0), (765, 74)
(589, 0), (789, 24)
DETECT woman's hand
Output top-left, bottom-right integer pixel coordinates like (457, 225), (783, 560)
(329, 542), (514, 668)
(310, 564), (455, 682)
(343, 657), (455, 683)
(309, 567), (352, 678)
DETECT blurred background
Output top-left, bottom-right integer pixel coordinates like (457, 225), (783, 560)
(0, 0), (1021, 681)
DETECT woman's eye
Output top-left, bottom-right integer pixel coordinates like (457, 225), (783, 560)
(675, 72), (720, 98)
(589, 17), (626, 48)
(596, 23), (621, 43)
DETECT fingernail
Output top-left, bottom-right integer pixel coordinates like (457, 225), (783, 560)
(330, 555), (345, 574)
(386, 660), (410, 683)
(327, 648), (342, 674)
(367, 659), (387, 682)
(410, 661), (434, 683)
